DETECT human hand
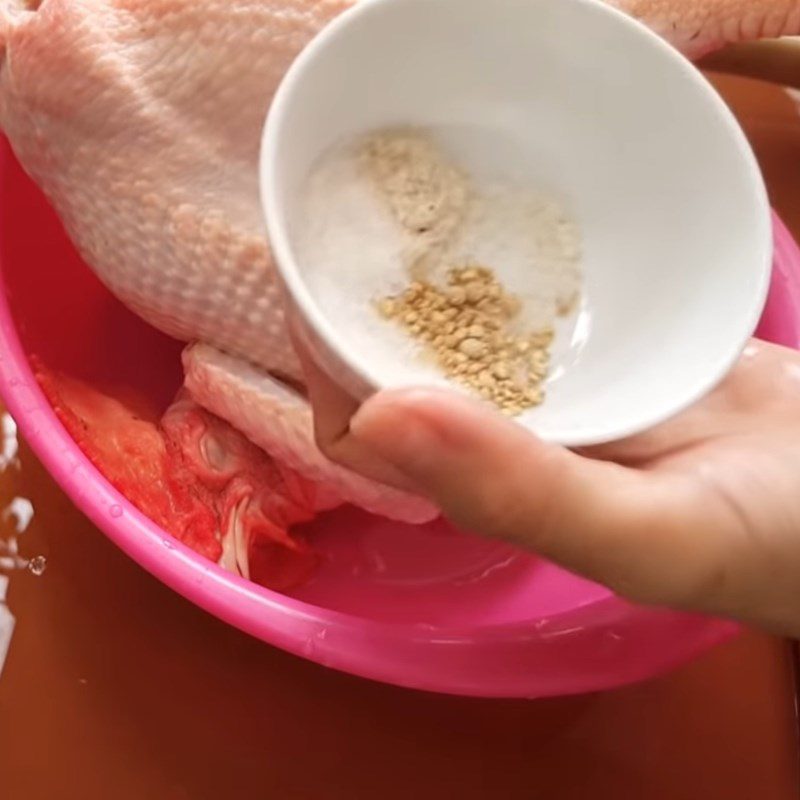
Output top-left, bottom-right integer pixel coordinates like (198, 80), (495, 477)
(302, 338), (800, 637)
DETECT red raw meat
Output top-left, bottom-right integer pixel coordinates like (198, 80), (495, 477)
(35, 361), (321, 592)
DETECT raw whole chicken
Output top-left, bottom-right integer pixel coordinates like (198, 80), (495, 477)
(1, 0), (798, 585)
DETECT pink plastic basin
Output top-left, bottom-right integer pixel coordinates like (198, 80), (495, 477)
(1, 138), (799, 698)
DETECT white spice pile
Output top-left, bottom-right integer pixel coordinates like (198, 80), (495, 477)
(361, 130), (471, 278)
(297, 127), (583, 413)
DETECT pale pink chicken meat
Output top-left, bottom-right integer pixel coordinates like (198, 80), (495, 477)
(183, 343), (436, 523)
(608, 0), (800, 58)
(1, 0), (797, 548)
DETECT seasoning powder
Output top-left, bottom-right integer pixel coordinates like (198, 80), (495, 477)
(299, 128), (582, 415)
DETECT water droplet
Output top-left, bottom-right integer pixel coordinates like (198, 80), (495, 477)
(27, 555), (47, 576)
(109, 505), (123, 519)
(162, 538), (176, 551)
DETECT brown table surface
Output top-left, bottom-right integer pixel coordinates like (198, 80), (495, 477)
(2, 72), (800, 800)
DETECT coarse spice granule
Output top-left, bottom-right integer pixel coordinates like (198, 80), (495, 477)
(378, 266), (554, 415)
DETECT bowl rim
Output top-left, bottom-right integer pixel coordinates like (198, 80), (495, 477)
(260, 0), (774, 447)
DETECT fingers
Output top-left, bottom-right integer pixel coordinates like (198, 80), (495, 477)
(291, 331), (419, 491)
(349, 388), (737, 611)
(293, 337), (358, 445)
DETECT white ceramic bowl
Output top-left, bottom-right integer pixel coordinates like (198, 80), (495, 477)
(261, 0), (772, 446)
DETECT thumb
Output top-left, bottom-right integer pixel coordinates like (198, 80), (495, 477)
(350, 388), (734, 610)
